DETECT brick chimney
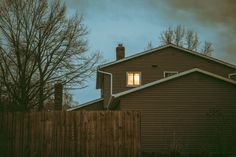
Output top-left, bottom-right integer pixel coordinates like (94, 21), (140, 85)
(54, 81), (63, 110)
(116, 44), (125, 60)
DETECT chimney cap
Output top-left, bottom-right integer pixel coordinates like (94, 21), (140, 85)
(118, 43), (123, 47)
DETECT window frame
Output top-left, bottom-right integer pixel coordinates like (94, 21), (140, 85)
(228, 73), (236, 79)
(163, 71), (178, 78)
(126, 71), (142, 87)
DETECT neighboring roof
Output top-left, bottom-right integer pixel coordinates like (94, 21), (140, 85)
(113, 68), (236, 98)
(67, 98), (104, 111)
(99, 44), (236, 69)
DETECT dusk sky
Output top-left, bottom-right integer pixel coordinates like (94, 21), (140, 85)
(63, 0), (236, 105)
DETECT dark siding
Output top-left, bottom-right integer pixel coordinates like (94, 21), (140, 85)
(103, 75), (111, 108)
(73, 100), (104, 111)
(119, 72), (236, 154)
(101, 47), (235, 94)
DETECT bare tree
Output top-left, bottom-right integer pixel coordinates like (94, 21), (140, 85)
(202, 41), (214, 56)
(160, 26), (173, 45)
(159, 25), (213, 56)
(185, 30), (199, 51)
(0, 0), (100, 111)
(144, 41), (153, 50)
(174, 25), (185, 47)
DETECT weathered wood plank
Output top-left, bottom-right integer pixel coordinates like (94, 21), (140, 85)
(74, 111), (81, 157)
(96, 111), (102, 157)
(100, 111), (106, 157)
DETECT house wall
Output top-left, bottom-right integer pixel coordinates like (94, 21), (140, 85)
(101, 47), (236, 95)
(118, 72), (236, 154)
(102, 75), (111, 108)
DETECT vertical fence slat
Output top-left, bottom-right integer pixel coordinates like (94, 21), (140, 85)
(81, 111), (86, 157)
(105, 111), (108, 157)
(113, 111), (118, 157)
(65, 111), (71, 157)
(10, 112), (14, 157)
(109, 111), (114, 156)
(117, 111), (122, 157)
(71, 112), (75, 157)
(62, 111), (66, 157)
(100, 111), (106, 157)
(30, 112), (34, 157)
(16, 112), (21, 157)
(74, 111), (81, 157)
(96, 111), (101, 157)
(86, 111), (91, 157)
(92, 111), (97, 157)
(106, 111), (110, 156)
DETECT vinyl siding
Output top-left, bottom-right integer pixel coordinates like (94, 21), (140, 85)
(101, 47), (235, 94)
(118, 72), (236, 154)
(103, 74), (111, 108)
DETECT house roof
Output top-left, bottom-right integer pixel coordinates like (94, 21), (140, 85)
(112, 68), (236, 98)
(99, 44), (236, 69)
(67, 98), (104, 111)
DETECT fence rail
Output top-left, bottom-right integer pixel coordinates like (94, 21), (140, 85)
(0, 111), (141, 157)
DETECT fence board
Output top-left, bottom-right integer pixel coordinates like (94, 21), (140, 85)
(0, 111), (141, 157)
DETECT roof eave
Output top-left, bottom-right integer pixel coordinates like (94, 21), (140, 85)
(99, 44), (236, 69)
(67, 98), (104, 111)
(113, 68), (236, 98)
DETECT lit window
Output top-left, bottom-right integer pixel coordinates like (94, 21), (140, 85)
(164, 71), (178, 78)
(127, 72), (141, 86)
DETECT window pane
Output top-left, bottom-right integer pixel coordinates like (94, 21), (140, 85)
(127, 73), (134, 85)
(134, 73), (140, 85)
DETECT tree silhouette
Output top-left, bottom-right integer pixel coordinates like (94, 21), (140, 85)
(160, 25), (213, 56)
(0, 0), (100, 111)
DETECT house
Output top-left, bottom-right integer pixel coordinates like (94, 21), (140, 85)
(68, 44), (236, 155)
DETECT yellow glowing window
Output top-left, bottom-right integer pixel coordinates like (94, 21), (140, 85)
(127, 72), (141, 86)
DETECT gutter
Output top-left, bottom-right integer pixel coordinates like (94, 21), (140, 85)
(97, 67), (114, 109)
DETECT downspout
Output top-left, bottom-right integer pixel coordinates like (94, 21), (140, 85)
(97, 68), (114, 109)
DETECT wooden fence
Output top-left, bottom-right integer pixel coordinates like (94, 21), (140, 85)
(0, 111), (141, 157)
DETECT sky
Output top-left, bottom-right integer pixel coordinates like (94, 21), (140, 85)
(62, 0), (236, 105)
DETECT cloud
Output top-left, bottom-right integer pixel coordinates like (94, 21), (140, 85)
(165, 0), (236, 26)
(162, 0), (236, 63)
(63, 0), (236, 64)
